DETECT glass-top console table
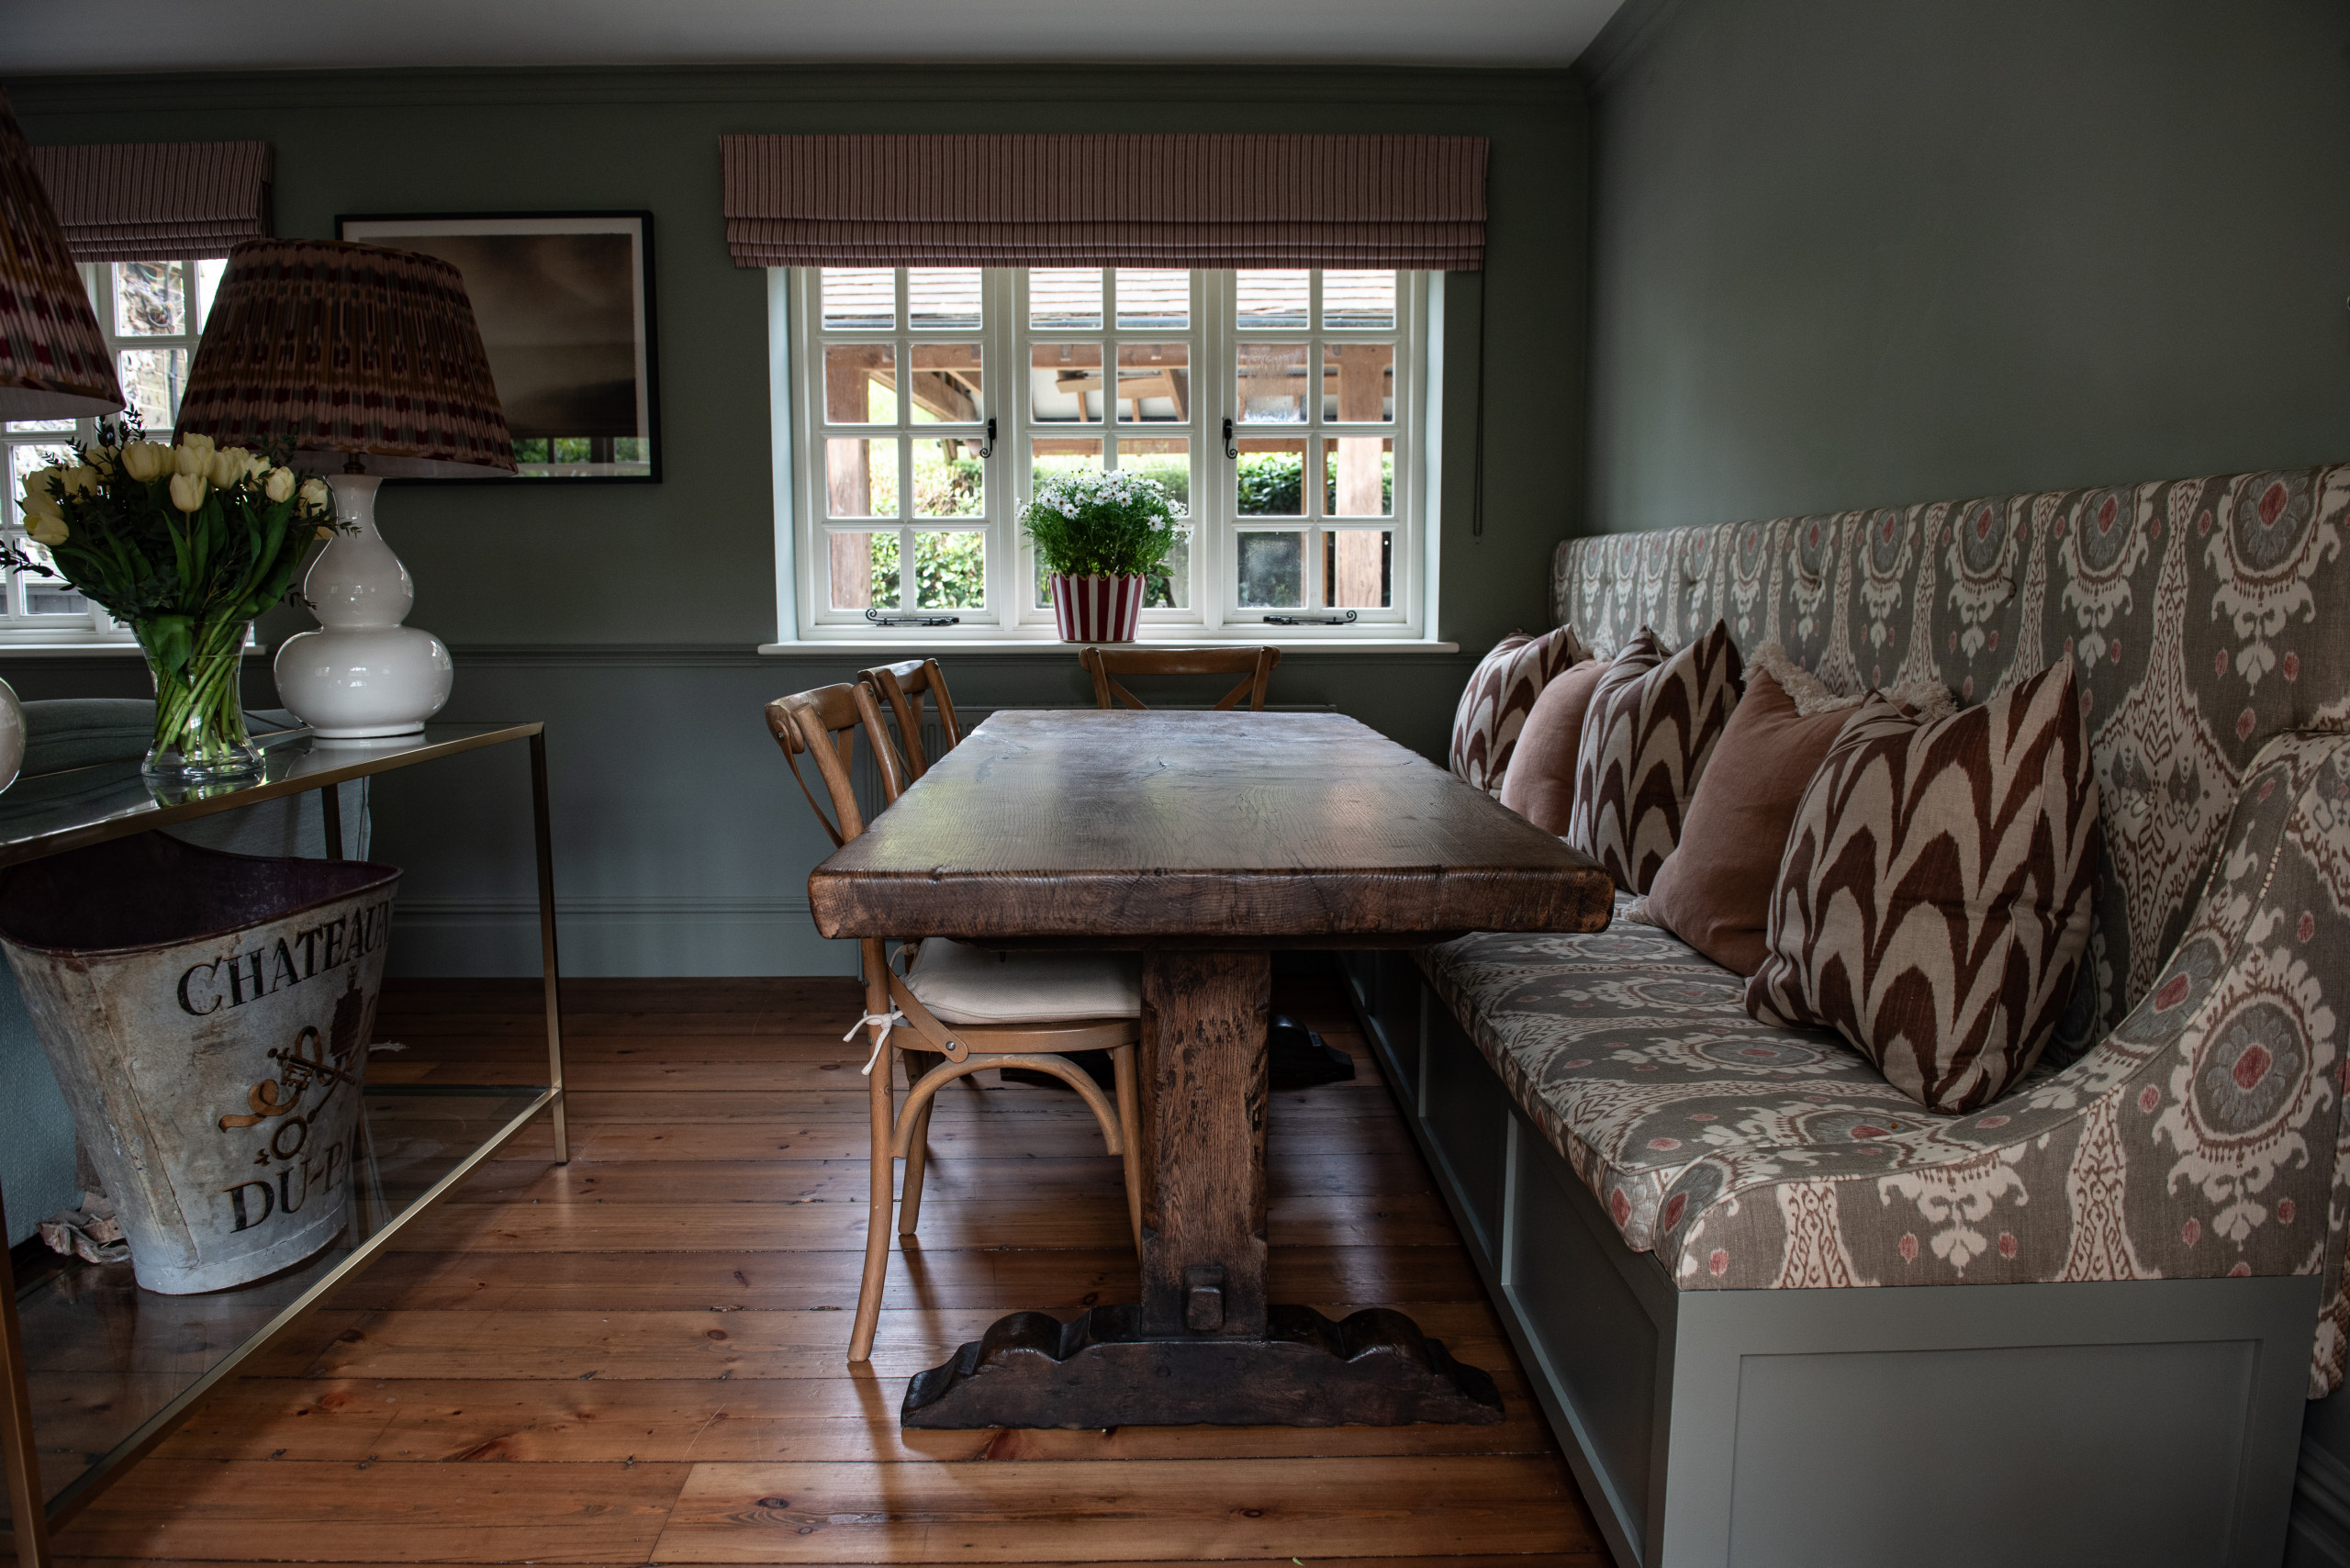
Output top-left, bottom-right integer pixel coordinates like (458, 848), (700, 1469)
(0, 723), (568, 1567)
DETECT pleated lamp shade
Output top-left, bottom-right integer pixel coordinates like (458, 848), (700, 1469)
(0, 91), (124, 420)
(176, 237), (515, 477)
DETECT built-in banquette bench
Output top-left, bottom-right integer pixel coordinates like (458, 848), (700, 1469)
(1345, 466), (2350, 1568)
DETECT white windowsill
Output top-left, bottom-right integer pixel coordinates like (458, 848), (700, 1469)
(758, 636), (1460, 656)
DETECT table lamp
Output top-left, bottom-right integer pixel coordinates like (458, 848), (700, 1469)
(0, 90), (125, 790)
(175, 238), (513, 738)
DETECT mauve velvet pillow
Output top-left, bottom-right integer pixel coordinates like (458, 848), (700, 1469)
(1496, 657), (1606, 835)
(1637, 646), (1954, 976)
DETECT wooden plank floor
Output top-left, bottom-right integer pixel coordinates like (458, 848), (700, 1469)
(39, 973), (1606, 1567)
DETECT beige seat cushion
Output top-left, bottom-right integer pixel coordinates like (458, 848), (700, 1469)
(902, 939), (1142, 1025)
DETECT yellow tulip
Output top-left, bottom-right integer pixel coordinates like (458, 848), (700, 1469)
(168, 471), (209, 513)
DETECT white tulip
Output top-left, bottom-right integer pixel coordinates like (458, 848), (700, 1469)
(208, 446), (256, 488)
(60, 464), (99, 497)
(26, 513), (67, 547)
(173, 442), (209, 478)
(264, 466), (297, 503)
(299, 477), (331, 510)
(168, 471), (209, 513)
(119, 442), (170, 483)
(21, 470), (63, 521)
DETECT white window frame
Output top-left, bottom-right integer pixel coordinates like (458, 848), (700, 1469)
(0, 258), (224, 648)
(783, 265), (1428, 643)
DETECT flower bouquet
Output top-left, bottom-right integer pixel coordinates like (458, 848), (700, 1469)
(1019, 468), (1188, 642)
(7, 424), (341, 778)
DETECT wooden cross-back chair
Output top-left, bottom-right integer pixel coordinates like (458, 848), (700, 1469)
(857, 656), (961, 783)
(764, 682), (1142, 1363)
(1080, 644), (1283, 711)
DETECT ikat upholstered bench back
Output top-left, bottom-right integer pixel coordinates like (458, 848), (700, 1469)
(1551, 467), (2350, 1055)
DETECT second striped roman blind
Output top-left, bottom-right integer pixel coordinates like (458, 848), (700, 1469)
(721, 134), (1488, 271)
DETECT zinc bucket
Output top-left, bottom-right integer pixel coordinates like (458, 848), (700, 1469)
(0, 834), (400, 1294)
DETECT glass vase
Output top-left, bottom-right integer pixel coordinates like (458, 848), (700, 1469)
(136, 615), (261, 780)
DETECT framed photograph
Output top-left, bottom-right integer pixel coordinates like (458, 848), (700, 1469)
(337, 211), (659, 482)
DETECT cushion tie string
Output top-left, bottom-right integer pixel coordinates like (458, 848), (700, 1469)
(845, 1011), (907, 1075)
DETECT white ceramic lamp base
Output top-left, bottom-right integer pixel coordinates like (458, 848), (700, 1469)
(274, 475), (453, 739)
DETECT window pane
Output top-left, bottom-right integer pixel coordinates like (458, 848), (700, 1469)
(195, 257), (226, 330)
(1326, 529), (1393, 609)
(1237, 438), (1305, 517)
(822, 268), (894, 330)
(1114, 342), (1189, 423)
(1321, 343), (1394, 422)
(1118, 437), (1191, 610)
(1029, 268), (1102, 330)
(1237, 342), (1306, 423)
(1237, 532), (1304, 609)
(1322, 270), (1397, 329)
(6, 420), (73, 433)
(822, 344), (895, 424)
(826, 436), (898, 518)
(831, 531), (900, 610)
(907, 268), (980, 330)
(114, 261), (185, 337)
(118, 347), (188, 431)
(1237, 270), (1309, 329)
(912, 531), (985, 609)
(908, 342), (983, 425)
(1030, 342), (1102, 424)
(912, 437), (984, 518)
(1030, 438), (1104, 606)
(24, 552), (88, 616)
(1323, 436), (1393, 518)
(1114, 269), (1188, 330)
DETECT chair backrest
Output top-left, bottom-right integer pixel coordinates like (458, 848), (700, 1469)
(1080, 645), (1282, 711)
(857, 657), (962, 782)
(763, 681), (903, 848)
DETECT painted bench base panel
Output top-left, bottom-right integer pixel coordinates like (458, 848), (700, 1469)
(1339, 949), (2311, 1568)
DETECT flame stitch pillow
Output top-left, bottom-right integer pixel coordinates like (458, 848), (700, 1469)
(1449, 625), (1588, 795)
(1745, 658), (2102, 1114)
(1566, 621), (1745, 894)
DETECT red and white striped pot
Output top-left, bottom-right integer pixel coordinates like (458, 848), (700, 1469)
(1050, 573), (1145, 643)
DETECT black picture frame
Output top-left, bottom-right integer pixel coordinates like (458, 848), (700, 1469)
(336, 210), (660, 484)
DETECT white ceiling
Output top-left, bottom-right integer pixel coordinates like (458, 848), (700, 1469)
(2, 0), (1627, 73)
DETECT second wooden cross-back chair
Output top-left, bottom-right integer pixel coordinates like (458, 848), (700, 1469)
(764, 679), (1143, 1363)
(856, 656), (961, 782)
(1080, 644), (1283, 711)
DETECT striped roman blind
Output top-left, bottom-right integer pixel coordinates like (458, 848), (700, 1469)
(721, 134), (1488, 271)
(27, 141), (273, 263)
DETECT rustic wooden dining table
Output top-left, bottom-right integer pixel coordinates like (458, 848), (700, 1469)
(807, 708), (1614, 1428)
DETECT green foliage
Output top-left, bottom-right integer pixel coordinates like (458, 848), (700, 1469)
(869, 529), (986, 609)
(1234, 452), (1396, 517)
(1020, 467), (1187, 578)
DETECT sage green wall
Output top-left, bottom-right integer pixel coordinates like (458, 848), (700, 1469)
(1581, 0), (2350, 535)
(5, 65), (1588, 976)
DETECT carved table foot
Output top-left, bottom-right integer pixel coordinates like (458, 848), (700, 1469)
(901, 1302), (1505, 1428)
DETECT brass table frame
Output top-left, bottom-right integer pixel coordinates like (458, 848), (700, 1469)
(0, 722), (568, 1565)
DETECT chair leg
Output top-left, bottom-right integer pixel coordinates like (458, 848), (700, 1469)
(899, 1095), (937, 1237)
(847, 946), (895, 1364)
(1112, 1042), (1144, 1253)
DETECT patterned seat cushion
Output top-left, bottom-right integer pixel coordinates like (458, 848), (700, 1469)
(1422, 893), (1964, 1252)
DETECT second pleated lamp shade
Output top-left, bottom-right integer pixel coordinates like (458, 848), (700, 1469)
(176, 238), (515, 737)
